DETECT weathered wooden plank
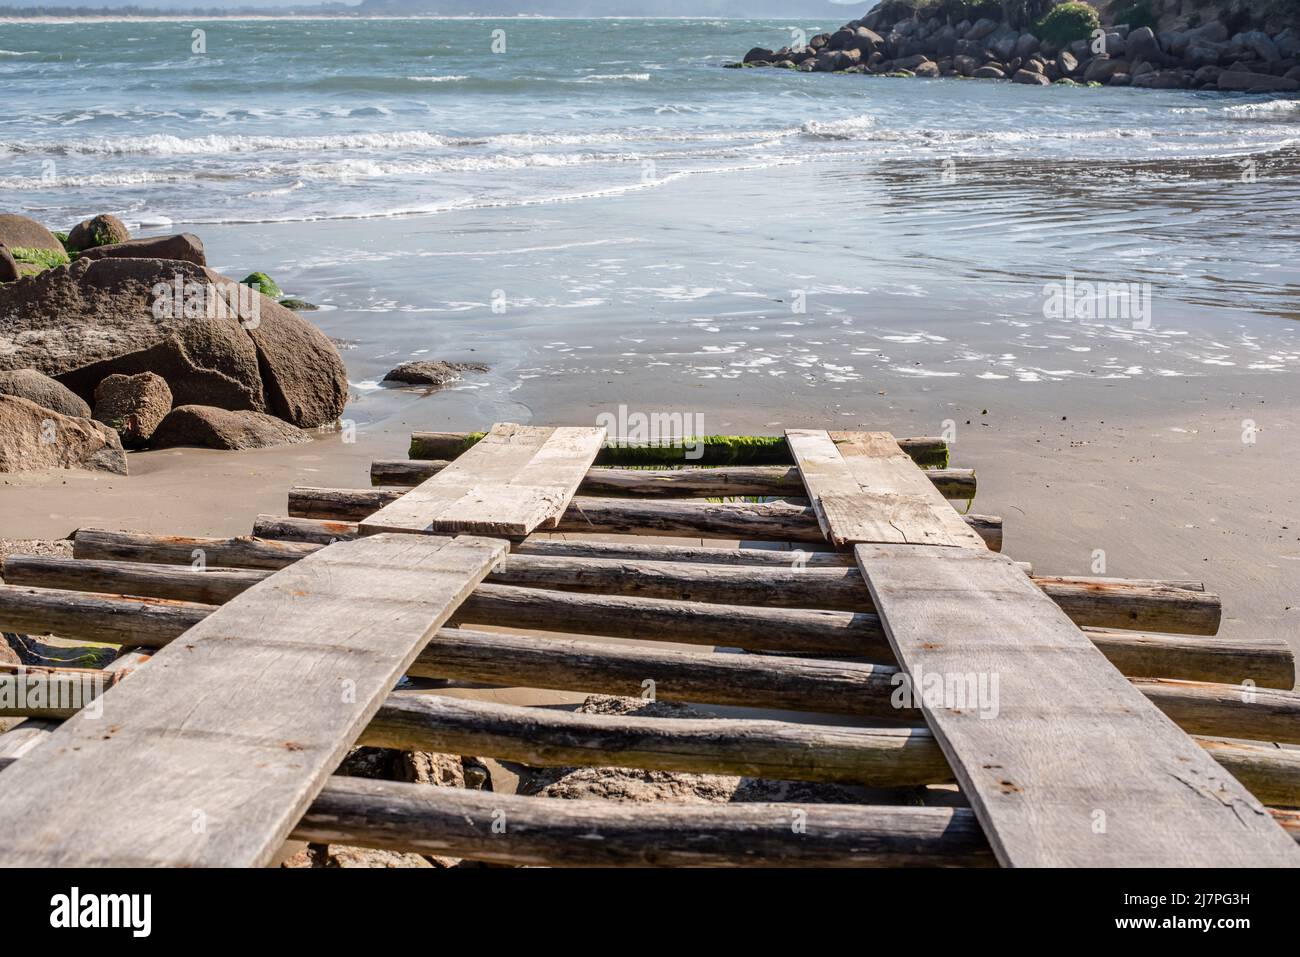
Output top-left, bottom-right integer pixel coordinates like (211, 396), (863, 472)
(0, 533), (506, 868)
(360, 423), (605, 537)
(856, 543), (1300, 867)
(788, 430), (986, 548)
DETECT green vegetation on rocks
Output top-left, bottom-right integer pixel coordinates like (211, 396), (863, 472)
(10, 246), (70, 274)
(1036, 2), (1102, 47)
(1110, 0), (1158, 31)
(240, 271), (283, 298)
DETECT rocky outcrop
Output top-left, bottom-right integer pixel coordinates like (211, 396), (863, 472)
(76, 233), (206, 267)
(731, 3), (1300, 94)
(383, 360), (490, 388)
(149, 405), (311, 451)
(0, 369), (91, 418)
(0, 257), (347, 428)
(0, 395), (127, 474)
(0, 214), (64, 255)
(65, 214), (130, 253)
(92, 372), (172, 448)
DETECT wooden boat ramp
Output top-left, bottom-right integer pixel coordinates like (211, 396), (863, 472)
(0, 423), (1297, 867)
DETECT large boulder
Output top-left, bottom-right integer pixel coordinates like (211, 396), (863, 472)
(65, 214), (130, 253)
(1217, 71), (1300, 92)
(1235, 30), (1280, 63)
(92, 372), (172, 447)
(0, 394), (126, 474)
(966, 18), (998, 42)
(150, 405), (311, 451)
(0, 369), (90, 418)
(76, 234), (206, 267)
(1084, 57), (1130, 83)
(0, 258), (347, 428)
(742, 47), (772, 63)
(1013, 69), (1051, 85)
(0, 214), (63, 255)
(0, 247), (18, 283)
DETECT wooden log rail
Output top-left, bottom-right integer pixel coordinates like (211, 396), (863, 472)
(285, 488), (1006, 551)
(372, 459), (978, 501)
(3, 671), (1298, 808)
(11, 547), (1224, 637)
(408, 431), (953, 469)
(0, 582), (1295, 744)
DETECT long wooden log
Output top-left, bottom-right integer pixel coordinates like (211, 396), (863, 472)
(409, 431), (952, 469)
(372, 459), (978, 500)
(285, 488), (1006, 551)
(0, 583), (1293, 742)
(6, 665), (1300, 806)
(17, 550), (1216, 636)
(4, 555), (1266, 684)
(4, 557), (1286, 688)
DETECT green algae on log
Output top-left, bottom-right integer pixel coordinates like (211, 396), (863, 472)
(408, 431), (950, 469)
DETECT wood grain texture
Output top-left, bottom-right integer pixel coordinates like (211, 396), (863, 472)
(286, 490), (1006, 551)
(0, 533), (506, 867)
(360, 423), (605, 537)
(856, 543), (1300, 867)
(370, 459), (979, 501)
(787, 430), (987, 548)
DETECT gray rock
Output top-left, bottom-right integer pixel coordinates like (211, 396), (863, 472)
(973, 64), (1006, 79)
(1235, 30), (1280, 62)
(0, 394), (126, 474)
(0, 258), (347, 429)
(1056, 50), (1079, 75)
(743, 47), (772, 63)
(1184, 40), (1226, 67)
(954, 54), (979, 76)
(1126, 26), (1160, 61)
(1192, 65), (1223, 86)
(383, 359), (490, 388)
(75, 233), (206, 267)
(991, 31), (1019, 61)
(1013, 69), (1051, 85)
(1217, 70), (1300, 92)
(913, 59), (940, 77)
(966, 18), (998, 42)
(149, 405), (311, 451)
(1015, 33), (1040, 58)
(1132, 69), (1187, 89)
(92, 371), (172, 447)
(1084, 57), (1130, 83)
(1275, 29), (1299, 60)
(0, 369), (90, 418)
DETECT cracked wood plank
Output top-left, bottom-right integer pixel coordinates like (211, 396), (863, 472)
(360, 422), (606, 537)
(0, 533), (507, 867)
(856, 542), (1300, 867)
(785, 430), (984, 548)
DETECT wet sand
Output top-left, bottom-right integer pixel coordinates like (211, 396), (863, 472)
(2, 369), (1295, 674)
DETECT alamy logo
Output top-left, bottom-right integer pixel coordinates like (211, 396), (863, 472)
(595, 405), (706, 460)
(50, 887), (151, 937)
(890, 665), (1000, 719)
(0, 669), (106, 719)
(1042, 274), (1152, 329)
(151, 274), (261, 329)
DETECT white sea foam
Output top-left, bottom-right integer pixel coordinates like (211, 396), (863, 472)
(407, 75), (469, 83)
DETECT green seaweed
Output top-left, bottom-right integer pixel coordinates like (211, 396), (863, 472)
(240, 271), (283, 298)
(410, 431), (951, 469)
(10, 246), (70, 273)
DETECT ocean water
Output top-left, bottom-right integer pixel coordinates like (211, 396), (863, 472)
(3, 16), (1299, 430)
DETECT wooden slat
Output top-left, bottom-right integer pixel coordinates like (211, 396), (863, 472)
(786, 430), (985, 548)
(360, 422), (605, 537)
(856, 543), (1300, 867)
(0, 533), (506, 867)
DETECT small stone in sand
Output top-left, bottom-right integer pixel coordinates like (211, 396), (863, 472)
(383, 360), (490, 388)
